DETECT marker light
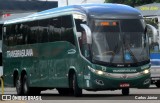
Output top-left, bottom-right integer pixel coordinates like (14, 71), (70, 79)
(100, 22), (109, 26)
(112, 22), (117, 26)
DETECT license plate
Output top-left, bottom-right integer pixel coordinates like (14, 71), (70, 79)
(120, 83), (130, 87)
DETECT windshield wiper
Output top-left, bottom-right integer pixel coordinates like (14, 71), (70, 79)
(110, 42), (120, 63)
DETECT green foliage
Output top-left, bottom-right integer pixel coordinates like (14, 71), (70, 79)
(105, 0), (160, 7)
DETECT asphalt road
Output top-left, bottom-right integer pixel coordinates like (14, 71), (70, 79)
(0, 85), (160, 103)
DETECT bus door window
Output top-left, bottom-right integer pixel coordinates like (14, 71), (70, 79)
(79, 29), (91, 59)
(74, 18), (90, 57)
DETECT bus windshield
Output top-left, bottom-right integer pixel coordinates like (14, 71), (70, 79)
(91, 19), (149, 64)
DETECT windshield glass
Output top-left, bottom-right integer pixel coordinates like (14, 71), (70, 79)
(91, 19), (149, 64)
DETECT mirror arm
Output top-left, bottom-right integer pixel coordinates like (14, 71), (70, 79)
(80, 24), (92, 44)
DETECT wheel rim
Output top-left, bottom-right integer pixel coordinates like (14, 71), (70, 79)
(23, 79), (28, 94)
(72, 75), (75, 90)
(16, 79), (21, 93)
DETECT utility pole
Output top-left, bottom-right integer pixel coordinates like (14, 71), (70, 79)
(66, 0), (68, 6)
(81, 0), (87, 4)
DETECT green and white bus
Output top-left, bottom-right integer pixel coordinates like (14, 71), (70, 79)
(3, 4), (152, 96)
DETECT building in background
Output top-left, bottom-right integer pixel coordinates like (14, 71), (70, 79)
(136, 3), (160, 87)
(0, 0), (58, 14)
(136, 3), (160, 60)
(58, 0), (104, 7)
(0, 0), (58, 23)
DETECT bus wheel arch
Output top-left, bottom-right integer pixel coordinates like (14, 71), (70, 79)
(13, 70), (19, 87)
(14, 70), (25, 95)
(21, 70), (27, 80)
(21, 70), (30, 95)
(68, 69), (76, 88)
(68, 69), (82, 97)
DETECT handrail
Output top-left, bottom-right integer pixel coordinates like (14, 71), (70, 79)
(0, 77), (4, 95)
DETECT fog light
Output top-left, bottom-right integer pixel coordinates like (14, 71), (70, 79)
(143, 79), (150, 85)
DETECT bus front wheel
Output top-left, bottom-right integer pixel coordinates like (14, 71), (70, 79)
(122, 88), (129, 95)
(72, 73), (82, 97)
(57, 88), (73, 96)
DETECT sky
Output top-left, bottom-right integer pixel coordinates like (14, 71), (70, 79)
(44, 0), (105, 7)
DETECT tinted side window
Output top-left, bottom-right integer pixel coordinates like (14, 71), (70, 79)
(8, 24), (17, 46)
(38, 19), (49, 43)
(28, 21), (39, 44)
(16, 24), (23, 45)
(61, 15), (75, 45)
(48, 17), (61, 42)
(0, 25), (2, 40)
(22, 23), (29, 45)
(3, 26), (9, 46)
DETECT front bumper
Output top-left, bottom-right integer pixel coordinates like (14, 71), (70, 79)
(83, 71), (151, 90)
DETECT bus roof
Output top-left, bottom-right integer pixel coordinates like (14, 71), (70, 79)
(4, 3), (143, 25)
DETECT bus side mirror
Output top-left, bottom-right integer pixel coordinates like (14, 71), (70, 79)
(146, 24), (158, 43)
(80, 24), (92, 44)
(146, 24), (159, 52)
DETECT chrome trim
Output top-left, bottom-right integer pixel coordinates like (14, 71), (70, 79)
(88, 66), (150, 79)
(103, 72), (142, 79)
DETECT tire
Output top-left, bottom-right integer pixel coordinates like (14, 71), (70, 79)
(23, 75), (30, 95)
(57, 88), (73, 96)
(30, 88), (41, 95)
(122, 88), (129, 95)
(72, 73), (82, 97)
(23, 75), (41, 95)
(155, 81), (160, 88)
(15, 76), (23, 95)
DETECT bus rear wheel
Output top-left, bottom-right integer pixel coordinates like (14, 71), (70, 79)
(23, 75), (30, 95)
(122, 88), (129, 95)
(15, 76), (23, 95)
(72, 73), (82, 97)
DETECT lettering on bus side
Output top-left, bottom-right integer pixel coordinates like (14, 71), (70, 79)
(6, 49), (33, 58)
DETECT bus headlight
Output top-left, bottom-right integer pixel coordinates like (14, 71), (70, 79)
(97, 71), (104, 75)
(143, 69), (150, 74)
(88, 66), (104, 75)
